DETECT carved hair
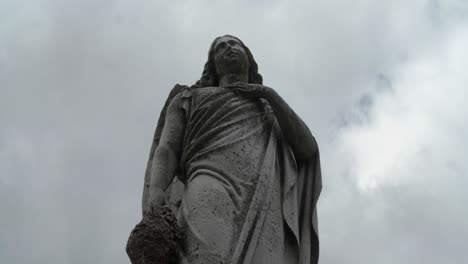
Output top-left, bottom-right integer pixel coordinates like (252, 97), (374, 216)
(192, 35), (263, 88)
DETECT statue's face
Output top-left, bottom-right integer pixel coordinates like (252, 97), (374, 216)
(213, 36), (249, 76)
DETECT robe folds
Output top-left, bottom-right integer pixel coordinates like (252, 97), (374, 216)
(143, 84), (322, 264)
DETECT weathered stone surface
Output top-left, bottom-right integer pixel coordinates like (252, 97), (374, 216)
(127, 206), (184, 264)
(130, 35), (322, 264)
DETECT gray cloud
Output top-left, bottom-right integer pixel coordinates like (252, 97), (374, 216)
(1, 0), (467, 263)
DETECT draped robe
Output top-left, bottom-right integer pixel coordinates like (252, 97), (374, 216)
(143, 85), (322, 264)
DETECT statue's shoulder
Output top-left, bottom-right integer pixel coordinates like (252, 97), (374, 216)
(167, 84), (189, 98)
(162, 84), (194, 105)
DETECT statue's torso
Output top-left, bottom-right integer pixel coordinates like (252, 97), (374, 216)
(177, 86), (297, 263)
(179, 86), (275, 184)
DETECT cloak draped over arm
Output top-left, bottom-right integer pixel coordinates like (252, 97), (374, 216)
(296, 152), (322, 263)
(279, 130), (322, 264)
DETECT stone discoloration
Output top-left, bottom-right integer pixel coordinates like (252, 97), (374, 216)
(129, 35), (322, 264)
(127, 206), (185, 264)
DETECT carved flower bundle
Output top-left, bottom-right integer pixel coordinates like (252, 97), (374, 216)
(127, 206), (185, 264)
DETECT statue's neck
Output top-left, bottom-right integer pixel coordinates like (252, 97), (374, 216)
(219, 73), (248, 87)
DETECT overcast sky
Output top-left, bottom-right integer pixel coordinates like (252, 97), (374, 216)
(1, 0), (467, 263)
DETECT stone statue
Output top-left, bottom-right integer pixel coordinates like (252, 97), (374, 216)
(129, 35), (322, 264)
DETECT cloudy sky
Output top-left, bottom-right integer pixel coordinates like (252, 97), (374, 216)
(1, 0), (467, 263)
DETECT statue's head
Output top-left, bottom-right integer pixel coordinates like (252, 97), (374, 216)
(192, 35), (263, 88)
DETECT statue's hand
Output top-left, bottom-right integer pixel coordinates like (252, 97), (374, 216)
(145, 189), (167, 216)
(226, 83), (271, 99)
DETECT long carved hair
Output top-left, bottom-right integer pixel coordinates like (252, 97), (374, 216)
(192, 35), (263, 88)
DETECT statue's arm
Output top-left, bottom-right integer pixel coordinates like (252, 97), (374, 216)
(143, 93), (186, 214)
(142, 84), (187, 215)
(264, 87), (318, 160)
